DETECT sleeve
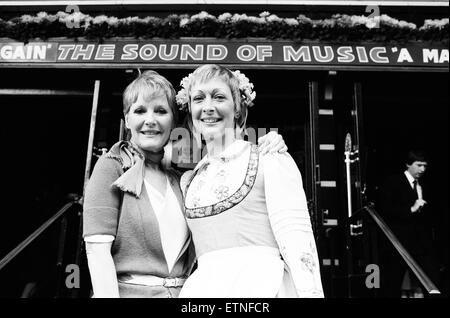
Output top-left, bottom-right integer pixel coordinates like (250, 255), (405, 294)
(83, 155), (123, 238)
(378, 177), (412, 223)
(263, 152), (324, 298)
(85, 241), (120, 298)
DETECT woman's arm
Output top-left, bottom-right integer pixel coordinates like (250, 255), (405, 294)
(83, 156), (123, 297)
(263, 152), (324, 298)
(85, 241), (120, 298)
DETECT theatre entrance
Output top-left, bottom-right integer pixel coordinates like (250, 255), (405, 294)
(0, 66), (364, 297)
(1, 66), (446, 298)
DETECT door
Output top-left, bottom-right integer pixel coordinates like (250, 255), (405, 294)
(0, 68), (102, 297)
(307, 72), (367, 298)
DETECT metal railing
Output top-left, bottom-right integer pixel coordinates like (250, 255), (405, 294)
(351, 203), (441, 296)
(0, 198), (83, 297)
(0, 199), (82, 271)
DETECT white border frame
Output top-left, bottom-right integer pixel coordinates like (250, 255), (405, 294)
(0, 1), (448, 7)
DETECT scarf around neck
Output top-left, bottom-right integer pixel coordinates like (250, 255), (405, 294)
(108, 141), (164, 198)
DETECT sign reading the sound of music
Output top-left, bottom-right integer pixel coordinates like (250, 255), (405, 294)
(0, 39), (448, 68)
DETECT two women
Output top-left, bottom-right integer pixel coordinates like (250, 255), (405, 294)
(82, 70), (286, 298)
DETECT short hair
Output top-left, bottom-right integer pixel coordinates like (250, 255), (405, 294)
(186, 64), (248, 130)
(406, 150), (428, 165)
(122, 70), (178, 125)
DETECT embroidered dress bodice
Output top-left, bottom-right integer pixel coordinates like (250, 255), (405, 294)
(183, 140), (278, 258)
(180, 140), (324, 298)
(144, 177), (188, 273)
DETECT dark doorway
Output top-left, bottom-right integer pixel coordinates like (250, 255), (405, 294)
(360, 71), (449, 296)
(0, 68), (107, 297)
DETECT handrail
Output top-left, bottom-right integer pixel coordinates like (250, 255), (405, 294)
(354, 203), (440, 295)
(0, 200), (81, 272)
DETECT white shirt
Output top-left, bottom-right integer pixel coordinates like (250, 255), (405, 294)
(404, 170), (422, 199)
(144, 178), (188, 273)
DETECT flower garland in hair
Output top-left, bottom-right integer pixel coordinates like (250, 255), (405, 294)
(233, 70), (256, 108)
(175, 69), (256, 111)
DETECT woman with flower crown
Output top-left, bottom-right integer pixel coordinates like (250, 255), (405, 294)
(82, 70), (287, 298)
(176, 64), (324, 298)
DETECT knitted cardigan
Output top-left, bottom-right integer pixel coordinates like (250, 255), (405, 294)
(83, 141), (195, 279)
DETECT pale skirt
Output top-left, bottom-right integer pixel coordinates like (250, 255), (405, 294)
(179, 246), (296, 298)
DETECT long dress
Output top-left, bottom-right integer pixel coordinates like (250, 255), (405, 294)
(179, 140), (324, 298)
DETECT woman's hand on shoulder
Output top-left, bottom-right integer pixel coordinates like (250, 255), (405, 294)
(257, 131), (288, 155)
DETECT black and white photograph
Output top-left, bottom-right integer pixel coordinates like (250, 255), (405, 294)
(0, 0), (448, 306)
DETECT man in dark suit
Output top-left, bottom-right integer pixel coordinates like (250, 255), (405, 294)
(378, 150), (437, 297)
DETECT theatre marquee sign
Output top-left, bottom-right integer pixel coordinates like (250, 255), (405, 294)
(0, 39), (448, 70)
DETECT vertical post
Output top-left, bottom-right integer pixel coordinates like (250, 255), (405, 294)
(83, 80), (101, 196)
(352, 82), (365, 207)
(73, 80), (100, 297)
(344, 133), (353, 219)
(344, 133), (353, 298)
(55, 216), (68, 298)
(308, 81), (320, 237)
